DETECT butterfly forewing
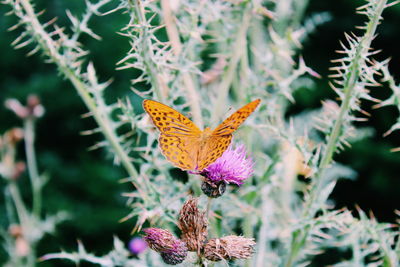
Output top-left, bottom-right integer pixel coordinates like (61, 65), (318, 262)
(212, 99), (260, 136)
(143, 99), (202, 137)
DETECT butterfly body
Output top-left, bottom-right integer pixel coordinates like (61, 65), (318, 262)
(143, 99), (260, 171)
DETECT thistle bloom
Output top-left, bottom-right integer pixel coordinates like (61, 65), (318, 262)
(202, 144), (254, 185)
(143, 228), (188, 265)
(200, 144), (254, 197)
(128, 237), (148, 255)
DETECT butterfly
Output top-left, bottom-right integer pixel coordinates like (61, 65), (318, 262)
(143, 99), (260, 171)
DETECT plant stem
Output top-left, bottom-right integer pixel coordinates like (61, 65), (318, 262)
(8, 181), (36, 267)
(160, 0), (203, 128)
(306, 0), (387, 218)
(255, 187), (269, 267)
(17, 0), (149, 199)
(24, 118), (41, 217)
(66, 70), (151, 200)
(212, 6), (251, 122)
(206, 197), (213, 220)
(284, 1), (387, 265)
(130, 0), (167, 103)
(8, 182), (29, 228)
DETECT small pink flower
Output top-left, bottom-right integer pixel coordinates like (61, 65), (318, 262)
(129, 237), (147, 255)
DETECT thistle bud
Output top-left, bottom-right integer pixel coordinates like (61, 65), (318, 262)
(143, 228), (188, 265)
(201, 180), (226, 198)
(178, 197), (208, 252)
(204, 235), (256, 262)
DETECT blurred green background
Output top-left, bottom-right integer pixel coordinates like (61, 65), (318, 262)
(0, 0), (399, 266)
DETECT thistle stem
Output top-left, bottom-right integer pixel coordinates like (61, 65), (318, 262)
(212, 6), (251, 122)
(130, 0), (167, 103)
(8, 181), (36, 267)
(24, 118), (41, 217)
(160, 0), (203, 128)
(206, 197), (213, 220)
(16, 0), (150, 200)
(285, 0), (388, 265)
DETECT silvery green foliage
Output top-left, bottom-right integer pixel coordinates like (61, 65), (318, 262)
(2, 0), (400, 266)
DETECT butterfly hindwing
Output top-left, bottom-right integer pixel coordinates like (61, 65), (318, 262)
(212, 99), (260, 136)
(197, 135), (232, 170)
(143, 99), (201, 137)
(159, 134), (199, 170)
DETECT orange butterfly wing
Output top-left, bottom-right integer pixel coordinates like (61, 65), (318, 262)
(143, 100), (201, 136)
(212, 99), (261, 136)
(196, 99), (261, 170)
(143, 99), (260, 171)
(143, 99), (202, 170)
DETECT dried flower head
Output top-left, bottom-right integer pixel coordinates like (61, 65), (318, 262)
(178, 197), (208, 253)
(129, 237), (148, 255)
(143, 228), (188, 265)
(200, 144), (254, 197)
(204, 235), (256, 262)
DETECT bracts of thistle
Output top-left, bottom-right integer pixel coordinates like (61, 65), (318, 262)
(200, 144), (254, 198)
(203, 235), (256, 262)
(143, 228), (188, 265)
(178, 197), (208, 254)
(143, 196), (256, 264)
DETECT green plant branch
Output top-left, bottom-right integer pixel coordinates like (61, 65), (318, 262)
(129, 0), (167, 103)
(7, 181), (36, 267)
(212, 6), (252, 122)
(9, 0), (150, 199)
(23, 118), (41, 217)
(160, 0), (203, 128)
(285, 1), (388, 266)
(7, 182), (29, 230)
(308, 0), (386, 218)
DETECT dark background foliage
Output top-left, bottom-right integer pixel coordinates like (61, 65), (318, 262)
(0, 0), (399, 266)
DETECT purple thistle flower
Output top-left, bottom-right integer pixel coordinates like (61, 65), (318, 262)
(129, 237), (148, 255)
(201, 144), (254, 186)
(199, 144), (254, 198)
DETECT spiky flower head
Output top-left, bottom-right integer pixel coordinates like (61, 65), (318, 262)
(178, 197), (208, 253)
(200, 144), (254, 197)
(143, 228), (188, 265)
(204, 235), (256, 262)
